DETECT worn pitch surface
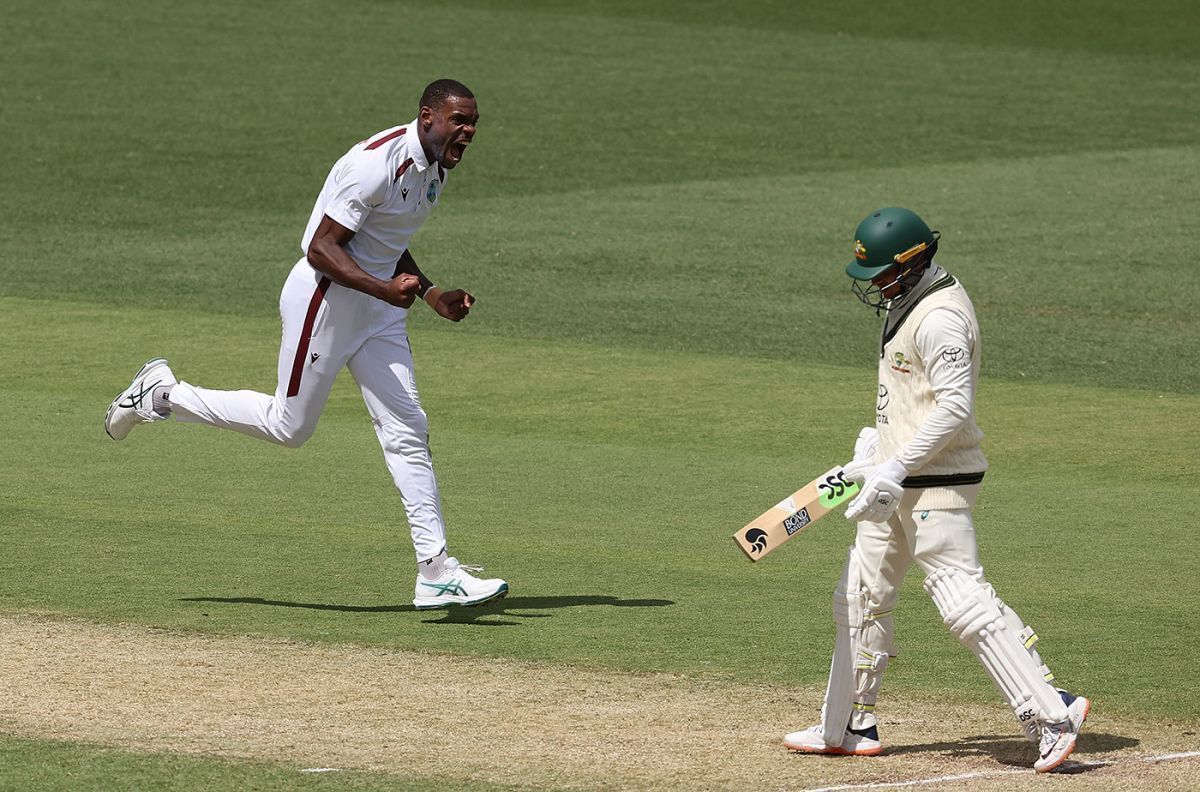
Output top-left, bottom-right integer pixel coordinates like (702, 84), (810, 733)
(3, 615), (1197, 791)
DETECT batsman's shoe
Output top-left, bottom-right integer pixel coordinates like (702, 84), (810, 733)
(105, 358), (177, 441)
(1034, 695), (1091, 773)
(783, 724), (882, 756)
(1022, 688), (1085, 743)
(413, 558), (508, 610)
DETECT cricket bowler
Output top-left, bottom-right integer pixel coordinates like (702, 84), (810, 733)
(103, 79), (508, 610)
(783, 208), (1089, 773)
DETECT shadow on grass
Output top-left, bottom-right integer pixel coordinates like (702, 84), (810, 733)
(178, 594), (675, 627)
(885, 731), (1137, 769)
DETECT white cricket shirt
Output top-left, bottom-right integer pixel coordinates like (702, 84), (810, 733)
(301, 120), (447, 279)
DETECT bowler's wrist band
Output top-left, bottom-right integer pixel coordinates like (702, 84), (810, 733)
(424, 286), (444, 307)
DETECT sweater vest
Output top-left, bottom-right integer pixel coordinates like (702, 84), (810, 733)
(877, 274), (989, 510)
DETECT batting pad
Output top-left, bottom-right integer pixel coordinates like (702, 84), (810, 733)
(822, 547), (891, 743)
(924, 567), (1068, 726)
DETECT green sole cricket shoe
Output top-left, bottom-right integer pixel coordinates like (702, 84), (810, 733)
(412, 558), (509, 610)
(413, 583), (509, 610)
(105, 357), (177, 440)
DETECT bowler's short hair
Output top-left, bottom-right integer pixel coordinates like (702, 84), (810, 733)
(420, 79), (474, 111)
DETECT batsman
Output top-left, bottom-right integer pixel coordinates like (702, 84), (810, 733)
(783, 208), (1090, 773)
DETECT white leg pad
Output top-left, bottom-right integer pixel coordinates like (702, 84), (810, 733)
(821, 616), (855, 746)
(822, 547), (892, 744)
(1011, 609), (1059, 740)
(924, 567), (1068, 725)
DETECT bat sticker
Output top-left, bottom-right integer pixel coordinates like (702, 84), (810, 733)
(783, 508), (811, 536)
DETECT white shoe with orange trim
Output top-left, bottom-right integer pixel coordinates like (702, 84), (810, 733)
(1034, 694), (1090, 772)
(783, 723), (882, 756)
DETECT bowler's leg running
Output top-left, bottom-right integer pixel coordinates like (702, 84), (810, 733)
(169, 261), (363, 447)
(347, 320), (507, 609)
(347, 326), (446, 560)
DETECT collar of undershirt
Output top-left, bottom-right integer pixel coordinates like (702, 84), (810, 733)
(879, 263), (956, 355)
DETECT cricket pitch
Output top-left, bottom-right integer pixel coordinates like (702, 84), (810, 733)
(1, 613), (1196, 791)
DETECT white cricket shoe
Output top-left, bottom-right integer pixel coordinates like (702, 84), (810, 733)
(412, 558), (508, 610)
(1021, 688), (1086, 743)
(1034, 695), (1090, 773)
(783, 724), (882, 756)
(105, 358), (177, 440)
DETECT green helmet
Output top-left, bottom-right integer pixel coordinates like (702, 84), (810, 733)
(845, 207), (937, 280)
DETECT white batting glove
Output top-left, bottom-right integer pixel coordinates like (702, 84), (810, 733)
(841, 458), (873, 484)
(841, 427), (883, 484)
(853, 426), (880, 464)
(845, 457), (908, 522)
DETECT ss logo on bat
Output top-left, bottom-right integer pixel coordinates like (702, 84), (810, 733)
(818, 472), (853, 499)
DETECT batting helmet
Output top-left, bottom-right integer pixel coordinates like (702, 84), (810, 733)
(846, 208), (940, 311)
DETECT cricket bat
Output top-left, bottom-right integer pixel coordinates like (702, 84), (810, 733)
(732, 466), (860, 561)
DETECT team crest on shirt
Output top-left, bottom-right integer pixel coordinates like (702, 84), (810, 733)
(890, 351), (913, 374)
(426, 179), (440, 204)
(854, 240), (868, 260)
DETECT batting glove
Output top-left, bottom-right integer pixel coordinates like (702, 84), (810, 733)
(842, 427), (882, 484)
(853, 426), (880, 464)
(845, 457), (908, 523)
(842, 458), (873, 484)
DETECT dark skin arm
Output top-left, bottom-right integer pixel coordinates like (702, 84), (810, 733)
(307, 216), (475, 321)
(393, 249), (476, 322)
(306, 215), (421, 307)
(394, 248), (435, 296)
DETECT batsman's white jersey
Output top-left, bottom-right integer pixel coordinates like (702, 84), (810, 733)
(170, 122), (452, 561)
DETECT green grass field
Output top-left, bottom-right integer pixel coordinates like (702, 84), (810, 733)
(2, 1), (1198, 789)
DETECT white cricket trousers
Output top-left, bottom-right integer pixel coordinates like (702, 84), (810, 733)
(843, 506), (1056, 713)
(169, 258), (447, 561)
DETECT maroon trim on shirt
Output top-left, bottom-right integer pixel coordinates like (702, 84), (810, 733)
(437, 164), (445, 182)
(287, 276), (331, 398)
(394, 157), (414, 184)
(365, 127), (406, 150)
